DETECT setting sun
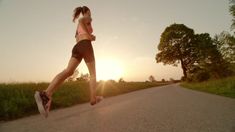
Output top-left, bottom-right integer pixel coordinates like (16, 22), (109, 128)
(96, 59), (124, 81)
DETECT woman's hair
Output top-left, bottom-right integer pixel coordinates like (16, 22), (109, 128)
(73, 6), (90, 22)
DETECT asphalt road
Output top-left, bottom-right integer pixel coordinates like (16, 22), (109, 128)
(1, 84), (235, 132)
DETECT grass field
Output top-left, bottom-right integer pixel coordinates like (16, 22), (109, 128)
(181, 76), (235, 98)
(0, 81), (168, 121)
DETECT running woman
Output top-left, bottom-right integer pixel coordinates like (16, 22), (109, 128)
(34, 6), (103, 118)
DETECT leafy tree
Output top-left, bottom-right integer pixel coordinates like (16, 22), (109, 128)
(156, 24), (231, 82)
(229, 0), (235, 30)
(118, 78), (125, 83)
(217, 0), (235, 64)
(169, 78), (175, 82)
(156, 24), (195, 79)
(214, 32), (235, 63)
(149, 75), (156, 82)
(188, 33), (230, 80)
(76, 73), (89, 82)
(106, 80), (117, 83)
(208, 0), (235, 77)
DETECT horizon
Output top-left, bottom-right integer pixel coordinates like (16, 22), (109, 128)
(0, 0), (232, 83)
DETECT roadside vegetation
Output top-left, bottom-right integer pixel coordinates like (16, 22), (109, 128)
(0, 81), (168, 121)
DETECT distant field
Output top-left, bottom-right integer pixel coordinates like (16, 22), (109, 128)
(181, 76), (235, 98)
(0, 81), (169, 121)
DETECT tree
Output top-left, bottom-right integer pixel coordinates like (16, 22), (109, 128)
(118, 78), (125, 83)
(76, 73), (89, 82)
(229, 0), (235, 30)
(156, 24), (231, 82)
(218, 0), (235, 64)
(169, 78), (174, 82)
(149, 75), (156, 82)
(67, 69), (79, 82)
(209, 0), (235, 76)
(188, 33), (230, 80)
(106, 79), (117, 83)
(214, 32), (235, 63)
(156, 24), (195, 79)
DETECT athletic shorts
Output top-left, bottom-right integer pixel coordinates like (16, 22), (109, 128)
(71, 40), (95, 63)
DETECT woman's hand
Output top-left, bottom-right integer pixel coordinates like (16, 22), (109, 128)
(90, 34), (96, 41)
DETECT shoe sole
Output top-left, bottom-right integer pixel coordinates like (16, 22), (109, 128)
(34, 91), (48, 118)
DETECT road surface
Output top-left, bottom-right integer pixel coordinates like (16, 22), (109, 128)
(1, 84), (235, 132)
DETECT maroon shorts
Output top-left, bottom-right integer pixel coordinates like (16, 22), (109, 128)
(71, 40), (95, 63)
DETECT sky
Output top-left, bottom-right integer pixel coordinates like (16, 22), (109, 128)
(0, 0), (232, 83)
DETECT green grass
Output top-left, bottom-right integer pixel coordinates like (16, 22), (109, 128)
(181, 76), (235, 98)
(0, 81), (168, 121)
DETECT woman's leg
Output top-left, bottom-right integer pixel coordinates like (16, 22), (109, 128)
(85, 61), (97, 102)
(45, 57), (81, 97)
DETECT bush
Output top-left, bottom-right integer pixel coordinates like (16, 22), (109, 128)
(192, 70), (210, 82)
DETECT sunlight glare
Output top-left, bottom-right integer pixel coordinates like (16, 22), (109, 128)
(96, 59), (124, 81)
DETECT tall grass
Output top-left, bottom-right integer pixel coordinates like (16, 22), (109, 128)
(181, 76), (235, 98)
(0, 81), (167, 121)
